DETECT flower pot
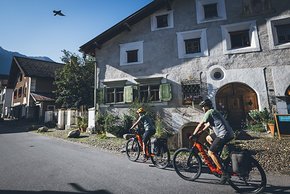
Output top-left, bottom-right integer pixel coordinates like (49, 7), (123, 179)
(267, 123), (275, 137)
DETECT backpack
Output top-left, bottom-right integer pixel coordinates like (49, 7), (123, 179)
(153, 138), (168, 154)
(231, 150), (252, 176)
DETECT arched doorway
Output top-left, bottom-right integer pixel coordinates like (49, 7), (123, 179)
(216, 83), (258, 129)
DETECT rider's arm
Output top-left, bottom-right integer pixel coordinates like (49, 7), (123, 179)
(130, 116), (141, 130)
(193, 121), (210, 135)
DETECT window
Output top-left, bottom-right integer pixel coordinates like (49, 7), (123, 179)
(120, 41), (143, 66)
(105, 87), (124, 104)
(204, 3), (218, 19)
(14, 90), (17, 99)
(31, 79), (36, 92)
(156, 14), (168, 28)
(229, 30), (250, 49)
(151, 10), (174, 31)
(18, 87), (22, 98)
(221, 21), (260, 54)
(177, 29), (208, 58)
(126, 50), (138, 63)
(196, 0), (227, 24)
(276, 24), (290, 44)
(185, 38), (201, 54)
(182, 83), (202, 105)
(138, 85), (160, 102)
(267, 16), (290, 50)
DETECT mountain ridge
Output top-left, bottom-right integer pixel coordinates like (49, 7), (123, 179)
(0, 46), (54, 75)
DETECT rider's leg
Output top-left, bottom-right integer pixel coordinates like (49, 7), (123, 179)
(208, 150), (223, 170)
(206, 133), (215, 145)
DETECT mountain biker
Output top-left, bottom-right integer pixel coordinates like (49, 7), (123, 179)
(130, 107), (156, 161)
(191, 99), (234, 183)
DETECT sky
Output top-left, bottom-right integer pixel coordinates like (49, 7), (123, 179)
(0, 0), (153, 63)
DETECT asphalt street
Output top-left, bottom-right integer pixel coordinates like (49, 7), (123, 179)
(0, 121), (289, 194)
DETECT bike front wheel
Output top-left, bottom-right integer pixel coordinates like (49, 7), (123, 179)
(125, 138), (140, 162)
(172, 148), (202, 181)
(228, 157), (267, 193)
(150, 147), (170, 169)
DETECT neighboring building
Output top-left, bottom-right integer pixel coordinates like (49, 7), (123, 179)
(80, 0), (290, 147)
(7, 56), (63, 121)
(0, 74), (13, 118)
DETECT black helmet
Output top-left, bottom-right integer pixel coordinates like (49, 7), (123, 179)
(199, 99), (213, 108)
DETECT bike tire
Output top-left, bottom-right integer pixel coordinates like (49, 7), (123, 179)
(172, 148), (202, 181)
(125, 138), (140, 162)
(150, 147), (170, 169)
(227, 157), (267, 193)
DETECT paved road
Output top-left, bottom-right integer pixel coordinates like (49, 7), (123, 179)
(0, 121), (289, 194)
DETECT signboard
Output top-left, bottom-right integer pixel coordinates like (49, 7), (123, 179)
(274, 114), (290, 139)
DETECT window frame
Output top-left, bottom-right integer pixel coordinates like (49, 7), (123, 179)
(267, 15), (290, 50)
(177, 29), (209, 58)
(181, 82), (202, 105)
(196, 0), (227, 24)
(105, 87), (124, 104)
(120, 41), (143, 66)
(151, 10), (174, 31)
(221, 20), (260, 54)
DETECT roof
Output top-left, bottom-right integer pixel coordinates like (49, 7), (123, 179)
(79, 0), (172, 56)
(7, 56), (64, 88)
(30, 92), (55, 102)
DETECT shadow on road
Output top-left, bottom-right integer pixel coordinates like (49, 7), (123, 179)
(0, 183), (112, 194)
(263, 185), (290, 194)
(0, 119), (39, 134)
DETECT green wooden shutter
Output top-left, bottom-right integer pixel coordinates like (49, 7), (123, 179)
(97, 88), (105, 104)
(159, 83), (172, 102)
(124, 86), (133, 103)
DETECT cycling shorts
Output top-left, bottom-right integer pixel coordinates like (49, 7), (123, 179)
(209, 133), (233, 153)
(142, 130), (156, 144)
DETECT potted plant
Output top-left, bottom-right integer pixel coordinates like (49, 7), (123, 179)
(267, 117), (276, 137)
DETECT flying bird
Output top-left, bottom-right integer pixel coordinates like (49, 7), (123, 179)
(53, 10), (65, 16)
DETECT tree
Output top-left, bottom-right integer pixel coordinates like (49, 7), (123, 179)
(54, 50), (95, 109)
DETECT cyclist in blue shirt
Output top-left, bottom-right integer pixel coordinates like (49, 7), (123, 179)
(130, 107), (156, 160)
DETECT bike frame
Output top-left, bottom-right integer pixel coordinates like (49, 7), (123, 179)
(130, 130), (154, 157)
(192, 142), (222, 175)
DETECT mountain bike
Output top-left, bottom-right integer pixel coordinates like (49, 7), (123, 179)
(172, 133), (267, 193)
(125, 128), (170, 169)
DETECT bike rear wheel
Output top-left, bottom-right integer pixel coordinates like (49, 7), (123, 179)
(228, 157), (267, 193)
(172, 148), (202, 181)
(125, 138), (140, 161)
(151, 147), (170, 169)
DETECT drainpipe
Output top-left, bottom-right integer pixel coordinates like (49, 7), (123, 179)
(263, 67), (271, 109)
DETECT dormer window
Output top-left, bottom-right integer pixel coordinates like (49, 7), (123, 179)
(151, 10), (174, 31)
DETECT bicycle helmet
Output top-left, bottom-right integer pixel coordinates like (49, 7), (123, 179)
(199, 99), (213, 108)
(136, 107), (145, 113)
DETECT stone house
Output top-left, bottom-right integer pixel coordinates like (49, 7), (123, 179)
(0, 74), (13, 118)
(7, 56), (64, 121)
(80, 0), (290, 147)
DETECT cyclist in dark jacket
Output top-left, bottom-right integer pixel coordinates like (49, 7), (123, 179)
(191, 99), (234, 183)
(130, 107), (156, 160)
